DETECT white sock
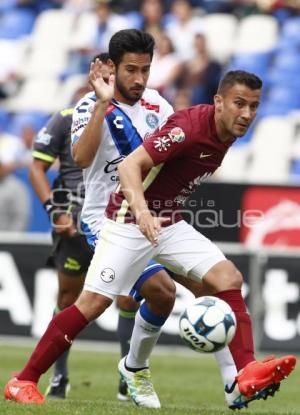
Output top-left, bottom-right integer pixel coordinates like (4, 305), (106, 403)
(215, 346), (237, 386)
(126, 309), (161, 369)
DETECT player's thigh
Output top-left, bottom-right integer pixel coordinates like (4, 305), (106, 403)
(156, 220), (226, 282)
(57, 270), (85, 307)
(84, 220), (155, 297)
(54, 233), (93, 278)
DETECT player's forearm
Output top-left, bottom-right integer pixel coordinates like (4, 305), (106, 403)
(28, 164), (51, 203)
(72, 101), (108, 168)
(118, 160), (150, 221)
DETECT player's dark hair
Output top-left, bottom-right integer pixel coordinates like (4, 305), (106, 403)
(108, 29), (155, 66)
(217, 70), (262, 96)
(92, 52), (110, 63)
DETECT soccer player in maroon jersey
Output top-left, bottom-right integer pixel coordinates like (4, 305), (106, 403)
(104, 70), (296, 408)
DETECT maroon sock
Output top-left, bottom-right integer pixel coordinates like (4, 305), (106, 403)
(18, 305), (88, 383)
(215, 289), (255, 372)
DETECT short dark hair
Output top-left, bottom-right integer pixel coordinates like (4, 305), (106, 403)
(109, 29), (155, 66)
(92, 52), (110, 64)
(217, 70), (262, 96)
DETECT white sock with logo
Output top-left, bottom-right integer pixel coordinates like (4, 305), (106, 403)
(126, 309), (161, 369)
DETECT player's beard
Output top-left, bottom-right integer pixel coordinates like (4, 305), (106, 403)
(116, 77), (144, 104)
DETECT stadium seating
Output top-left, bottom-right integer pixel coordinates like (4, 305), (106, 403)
(0, 8), (35, 40)
(245, 116), (294, 183)
(4, 78), (61, 113)
(202, 13), (238, 64)
(234, 15), (278, 54)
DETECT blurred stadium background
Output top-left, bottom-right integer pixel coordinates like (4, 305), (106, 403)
(1, 0), (300, 354)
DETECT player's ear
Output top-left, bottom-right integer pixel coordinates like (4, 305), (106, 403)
(108, 59), (116, 74)
(214, 94), (223, 112)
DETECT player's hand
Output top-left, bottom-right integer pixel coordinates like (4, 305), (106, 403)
(137, 211), (170, 247)
(89, 58), (114, 105)
(53, 213), (77, 238)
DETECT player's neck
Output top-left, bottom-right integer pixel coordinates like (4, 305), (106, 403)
(214, 116), (235, 143)
(113, 91), (138, 107)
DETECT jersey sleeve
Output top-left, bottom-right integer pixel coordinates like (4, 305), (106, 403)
(71, 94), (96, 145)
(143, 109), (191, 165)
(32, 111), (69, 164)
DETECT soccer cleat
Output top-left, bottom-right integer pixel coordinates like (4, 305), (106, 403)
(118, 356), (161, 408)
(117, 378), (130, 401)
(225, 378), (280, 410)
(236, 355), (297, 398)
(4, 378), (45, 404)
(45, 374), (70, 399)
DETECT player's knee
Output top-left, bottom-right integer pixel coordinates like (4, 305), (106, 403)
(203, 260), (243, 292)
(222, 266), (243, 290)
(141, 275), (176, 315)
(75, 290), (113, 321)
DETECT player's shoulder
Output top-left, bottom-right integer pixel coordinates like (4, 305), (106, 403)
(74, 91), (97, 113)
(141, 89), (173, 121)
(142, 88), (170, 106)
(172, 104), (212, 124)
(60, 107), (74, 118)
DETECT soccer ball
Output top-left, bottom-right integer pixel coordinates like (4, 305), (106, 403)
(179, 296), (237, 353)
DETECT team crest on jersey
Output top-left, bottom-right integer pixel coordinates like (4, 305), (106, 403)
(146, 113), (159, 129)
(154, 136), (171, 152)
(168, 127), (185, 143)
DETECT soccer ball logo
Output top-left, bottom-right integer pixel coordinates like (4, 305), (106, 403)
(179, 296), (236, 353)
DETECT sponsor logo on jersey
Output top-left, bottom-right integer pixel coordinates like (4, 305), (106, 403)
(146, 113), (159, 129)
(154, 136), (171, 152)
(113, 115), (124, 129)
(35, 127), (52, 145)
(168, 127), (185, 143)
(71, 117), (89, 134)
(100, 268), (115, 283)
(140, 98), (160, 113)
(104, 156), (125, 173)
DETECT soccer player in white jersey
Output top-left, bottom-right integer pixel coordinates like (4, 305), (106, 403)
(71, 32), (177, 401)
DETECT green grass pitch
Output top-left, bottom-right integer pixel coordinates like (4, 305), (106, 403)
(0, 343), (299, 415)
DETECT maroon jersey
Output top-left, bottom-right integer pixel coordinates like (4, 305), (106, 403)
(106, 104), (235, 224)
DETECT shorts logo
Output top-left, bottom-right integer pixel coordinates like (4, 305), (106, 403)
(146, 113), (159, 129)
(100, 268), (115, 283)
(64, 257), (81, 271)
(168, 127), (185, 143)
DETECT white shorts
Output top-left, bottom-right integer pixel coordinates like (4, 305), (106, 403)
(84, 219), (226, 299)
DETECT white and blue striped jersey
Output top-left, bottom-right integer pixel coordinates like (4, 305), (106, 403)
(71, 88), (173, 242)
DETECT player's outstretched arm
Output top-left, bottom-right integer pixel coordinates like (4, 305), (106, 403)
(118, 147), (170, 246)
(72, 59), (115, 168)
